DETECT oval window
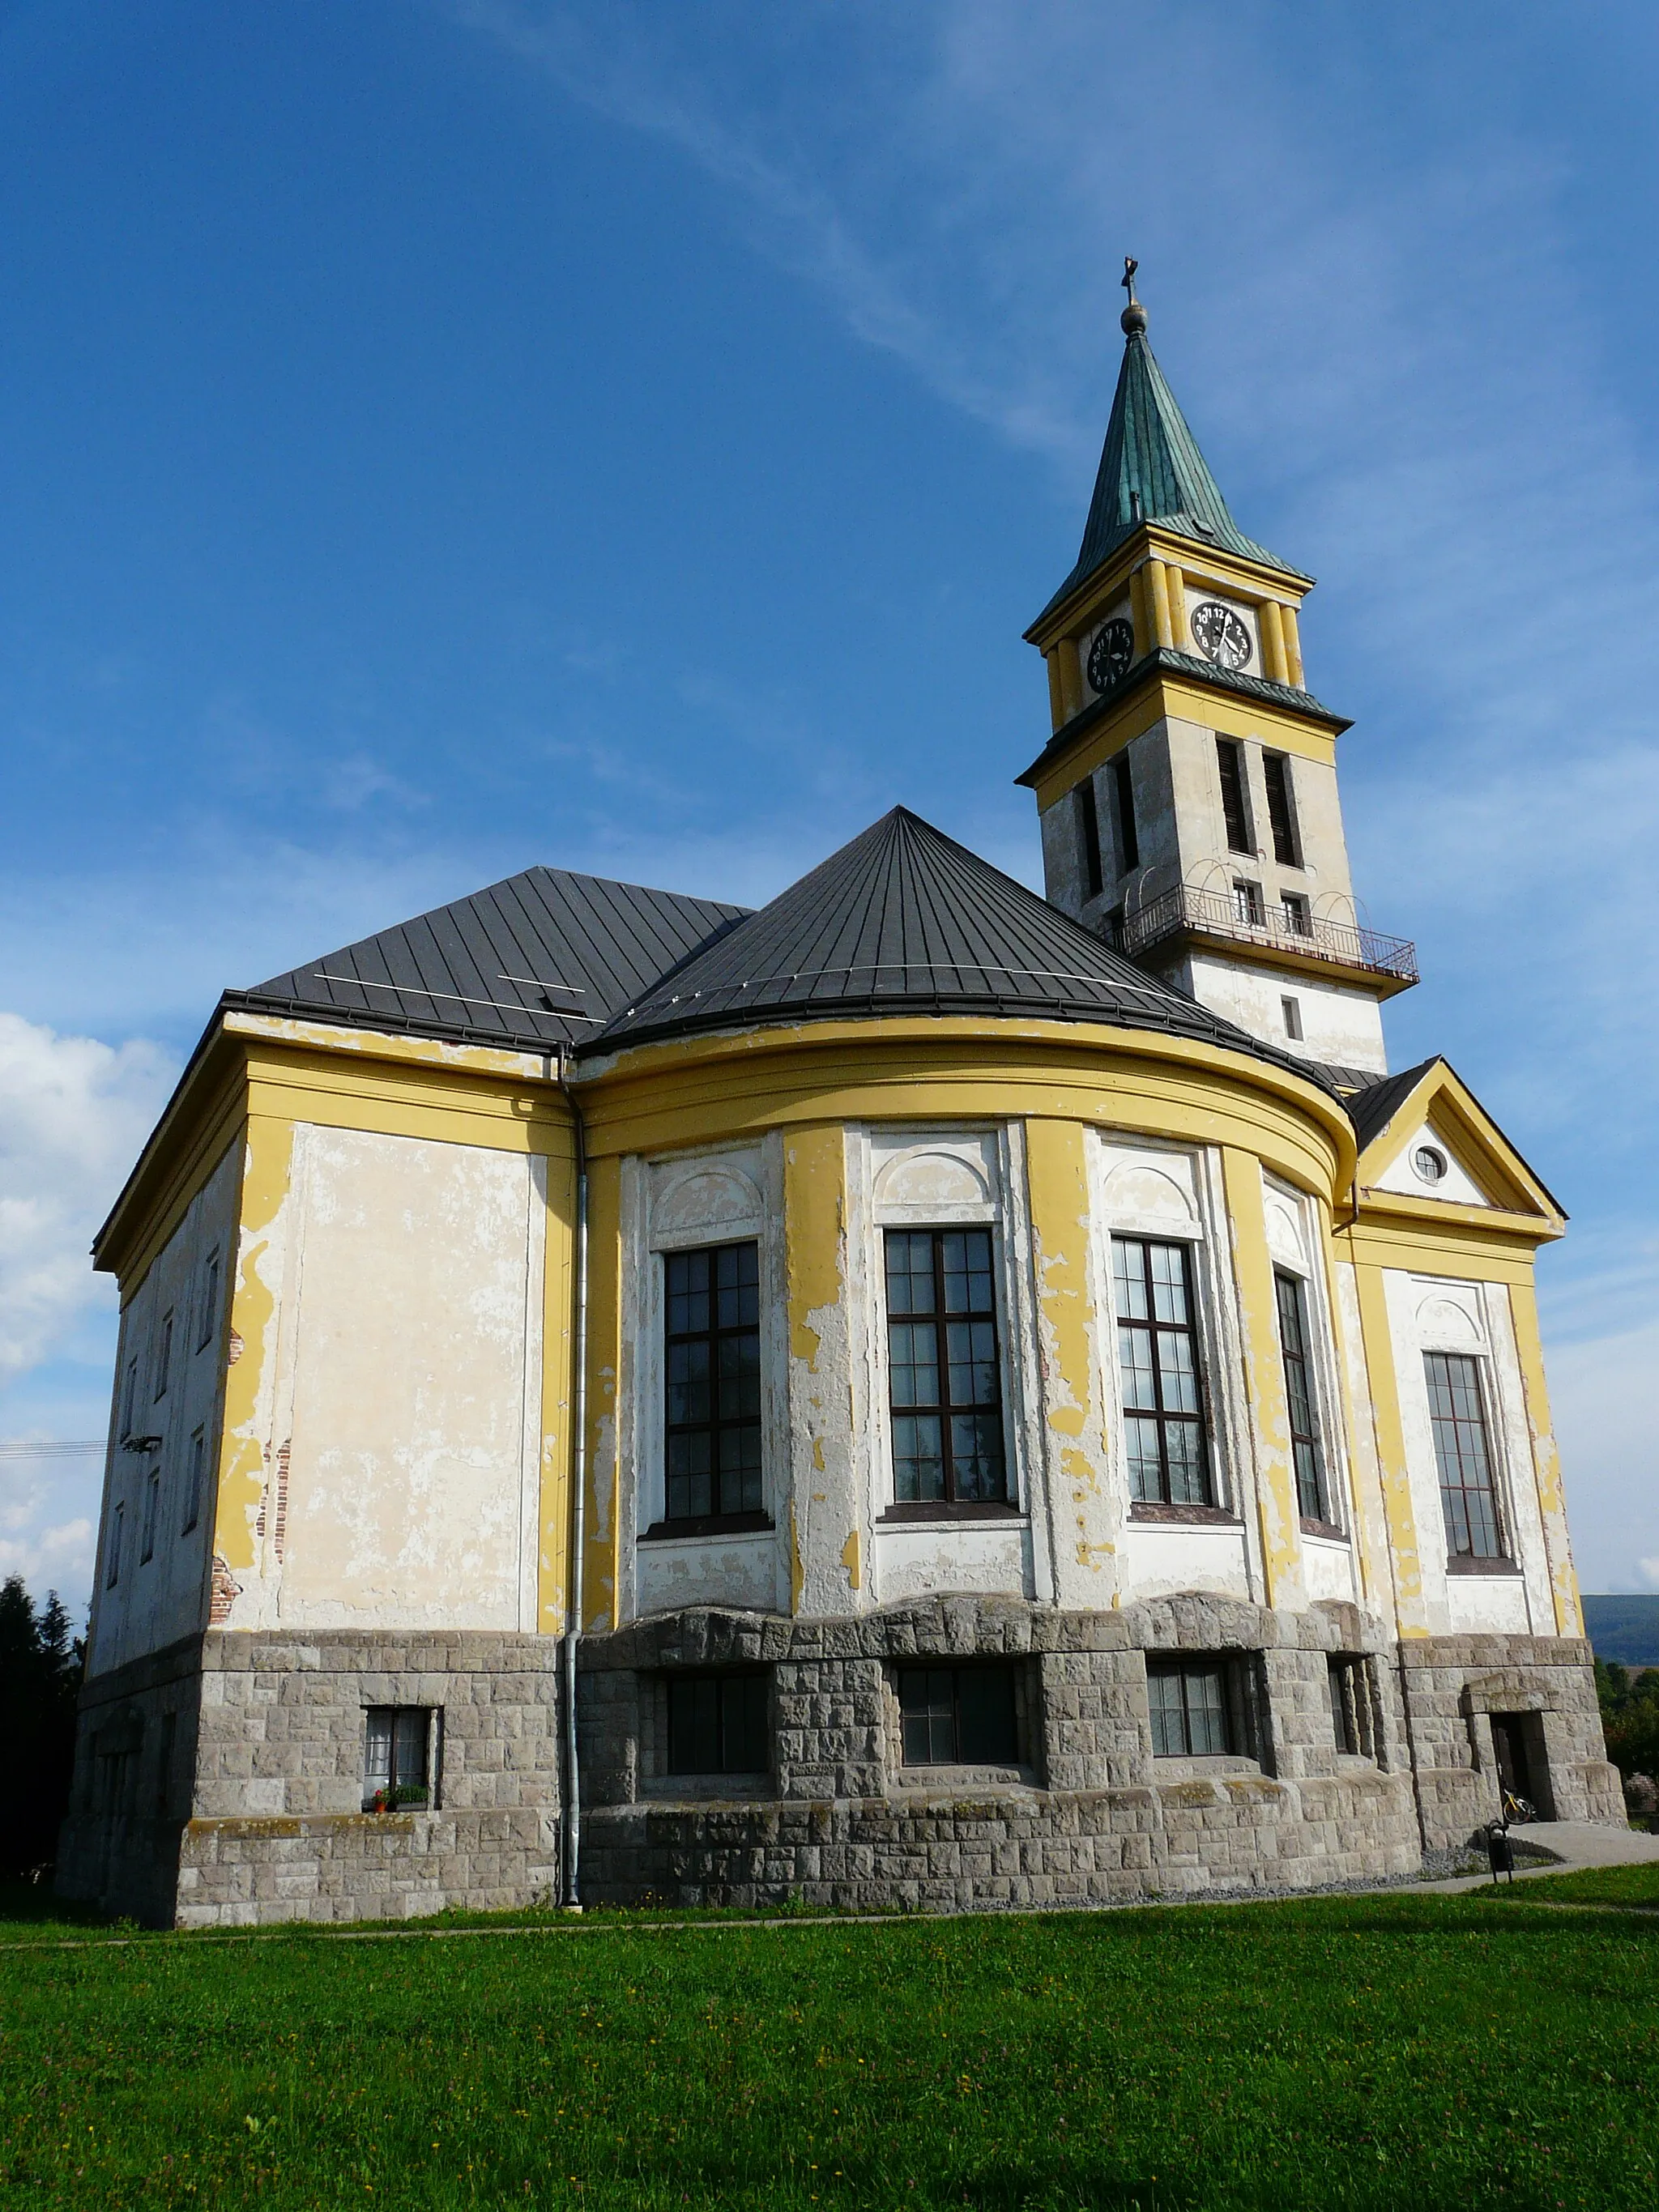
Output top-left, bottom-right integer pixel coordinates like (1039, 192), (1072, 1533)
(1412, 1144), (1448, 1186)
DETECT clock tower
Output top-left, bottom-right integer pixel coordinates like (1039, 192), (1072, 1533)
(1019, 263), (1414, 1081)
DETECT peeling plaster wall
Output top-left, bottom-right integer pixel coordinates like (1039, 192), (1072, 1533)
(1383, 1268), (1550, 1639)
(224, 1124), (547, 1632)
(89, 1141), (242, 1677)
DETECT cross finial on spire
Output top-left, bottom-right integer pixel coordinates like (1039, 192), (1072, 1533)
(1120, 257), (1148, 339)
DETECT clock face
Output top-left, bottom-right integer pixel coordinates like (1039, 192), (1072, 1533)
(1085, 617), (1135, 693)
(1190, 600), (1252, 670)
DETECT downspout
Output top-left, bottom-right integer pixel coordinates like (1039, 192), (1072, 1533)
(555, 1046), (590, 1909)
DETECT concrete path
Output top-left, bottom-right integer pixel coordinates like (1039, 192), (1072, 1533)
(1409, 1818), (1659, 1894)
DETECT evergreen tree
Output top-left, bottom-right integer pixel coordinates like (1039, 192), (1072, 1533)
(0, 1575), (85, 1878)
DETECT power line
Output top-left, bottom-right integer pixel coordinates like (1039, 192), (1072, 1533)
(0, 1440), (107, 1459)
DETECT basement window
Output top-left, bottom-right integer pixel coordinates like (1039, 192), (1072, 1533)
(664, 1670), (770, 1775)
(898, 1664), (1021, 1767)
(1147, 1656), (1264, 1760)
(1328, 1656), (1379, 1759)
(363, 1707), (436, 1812)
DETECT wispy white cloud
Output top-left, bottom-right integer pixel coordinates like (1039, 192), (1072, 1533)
(447, 0), (1659, 1582)
(0, 1014), (177, 1384)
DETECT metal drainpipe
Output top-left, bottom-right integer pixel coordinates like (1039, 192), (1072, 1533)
(555, 1047), (590, 1910)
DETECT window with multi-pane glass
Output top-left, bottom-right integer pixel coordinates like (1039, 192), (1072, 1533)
(363, 1706), (432, 1811)
(1274, 1269), (1330, 1523)
(1147, 1657), (1259, 1759)
(1112, 1237), (1210, 1505)
(1424, 1351), (1506, 1560)
(898, 1664), (1019, 1767)
(884, 1229), (1008, 1506)
(663, 1242), (762, 1524)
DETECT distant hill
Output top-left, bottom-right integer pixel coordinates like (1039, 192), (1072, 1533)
(1582, 1596), (1659, 1667)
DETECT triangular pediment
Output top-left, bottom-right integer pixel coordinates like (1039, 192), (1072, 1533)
(1353, 1059), (1563, 1230)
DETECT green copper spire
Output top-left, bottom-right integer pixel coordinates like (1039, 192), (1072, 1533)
(1034, 262), (1305, 627)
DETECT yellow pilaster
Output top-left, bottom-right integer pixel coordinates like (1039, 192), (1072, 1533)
(783, 1123), (850, 1617)
(1045, 648), (1066, 731)
(582, 1153), (624, 1631)
(1164, 563), (1188, 651)
(1145, 559), (1175, 649)
(1023, 1118), (1112, 1592)
(1281, 601), (1305, 688)
(1313, 1209), (1378, 1609)
(1350, 1259), (1429, 1634)
(1056, 635), (1083, 722)
(1508, 1280), (1584, 1636)
(1220, 1148), (1303, 1609)
(1128, 565), (1151, 658)
(211, 1114), (289, 1587)
(1260, 599), (1290, 686)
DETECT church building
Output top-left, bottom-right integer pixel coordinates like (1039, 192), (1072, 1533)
(60, 274), (1618, 1926)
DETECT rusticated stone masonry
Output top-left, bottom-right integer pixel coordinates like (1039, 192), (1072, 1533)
(54, 1602), (1618, 1927)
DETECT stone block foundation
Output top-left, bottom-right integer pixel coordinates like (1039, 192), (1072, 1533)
(54, 1603), (1619, 1926)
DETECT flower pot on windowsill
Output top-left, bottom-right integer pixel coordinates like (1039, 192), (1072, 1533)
(365, 1785), (429, 1814)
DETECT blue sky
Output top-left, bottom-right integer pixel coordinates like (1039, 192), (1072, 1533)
(2, 0), (1657, 1602)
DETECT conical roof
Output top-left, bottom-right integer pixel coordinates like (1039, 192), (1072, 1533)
(591, 807), (1324, 1085)
(1033, 310), (1304, 629)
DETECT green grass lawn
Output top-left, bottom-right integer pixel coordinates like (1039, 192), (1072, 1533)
(2, 1890), (1657, 2210)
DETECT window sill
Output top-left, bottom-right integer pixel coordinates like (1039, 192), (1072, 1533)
(894, 1763), (1038, 1790)
(1128, 1502), (1242, 1528)
(878, 1502), (1024, 1525)
(1445, 1554), (1520, 1577)
(642, 1773), (774, 1801)
(639, 1512), (775, 1543)
(1299, 1517), (1349, 1544)
(1152, 1754), (1266, 1779)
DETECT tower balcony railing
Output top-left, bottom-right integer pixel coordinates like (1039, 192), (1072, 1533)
(1111, 884), (1418, 985)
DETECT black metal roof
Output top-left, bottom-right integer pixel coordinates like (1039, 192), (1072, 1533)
(228, 866), (748, 1054)
(590, 807), (1333, 1087)
(1346, 1058), (1438, 1152)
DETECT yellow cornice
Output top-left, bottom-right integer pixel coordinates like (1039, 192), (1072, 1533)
(94, 1026), (249, 1290)
(1026, 676), (1341, 812)
(572, 1013), (1355, 1192)
(1336, 1204), (1555, 1284)
(96, 1010), (577, 1290)
(222, 1008), (552, 1082)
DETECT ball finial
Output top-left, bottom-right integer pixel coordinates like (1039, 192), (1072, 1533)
(1120, 255), (1147, 338)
